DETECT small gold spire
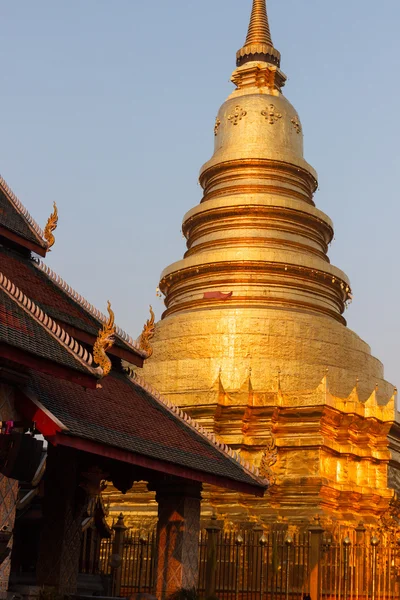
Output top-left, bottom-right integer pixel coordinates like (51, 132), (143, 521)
(245, 0), (273, 47)
(140, 306), (156, 357)
(93, 301), (116, 377)
(44, 202), (58, 251)
(236, 0), (281, 67)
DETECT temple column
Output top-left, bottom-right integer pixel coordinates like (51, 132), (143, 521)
(153, 480), (202, 599)
(308, 517), (324, 600)
(0, 383), (20, 598)
(36, 445), (86, 595)
(0, 476), (17, 598)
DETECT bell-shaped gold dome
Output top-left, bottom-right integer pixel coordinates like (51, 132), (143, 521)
(203, 69), (314, 186)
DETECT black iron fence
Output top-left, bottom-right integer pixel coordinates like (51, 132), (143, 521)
(98, 524), (400, 599)
(100, 528), (156, 597)
(198, 528), (310, 600)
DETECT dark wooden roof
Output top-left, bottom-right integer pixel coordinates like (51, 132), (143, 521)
(0, 247), (145, 366)
(0, 179), (48, 256)
(21, 370), (267, 496)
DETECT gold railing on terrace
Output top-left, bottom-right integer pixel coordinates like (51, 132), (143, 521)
(320, 528), (400, 600)
(98, 522), (400, 599)
(198, 527), (310, 600)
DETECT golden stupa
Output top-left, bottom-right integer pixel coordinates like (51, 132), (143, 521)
(121, 0), (400, 525)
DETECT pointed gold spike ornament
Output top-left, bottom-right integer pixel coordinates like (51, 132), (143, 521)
(93, 301), (116, 377)
(44, 202), (58, 250)
(245, 0), (273, 46)
(140, 305), (155, 357)
(236, 0), (280, 67)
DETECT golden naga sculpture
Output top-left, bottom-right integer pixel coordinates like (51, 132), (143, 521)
(139, 305), (155, 357)
(259, 433), (278, 485)
(44, 202), (58, 250)
(380, 496), (400, 533)
(93, 301), (116, 377)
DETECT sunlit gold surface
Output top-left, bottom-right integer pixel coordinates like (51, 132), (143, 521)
(139, 305), (156, 357)
(237, 0), (280, 67)
(93, 301), (116, 377)
(109, 0), (399, 526)
(43, 202), (58, 250)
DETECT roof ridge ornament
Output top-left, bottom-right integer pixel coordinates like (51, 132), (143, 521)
(139, 305), (156, 357)
(93, 301), (116, 377)
(236, 0), (281, 67)
(43, 202), (58, 251)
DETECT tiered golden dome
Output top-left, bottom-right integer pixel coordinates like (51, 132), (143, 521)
(140, 0), (397, 523)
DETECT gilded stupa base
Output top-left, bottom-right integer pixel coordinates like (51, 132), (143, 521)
(106, 349), (399, 530)
(111, 307), (400, 530)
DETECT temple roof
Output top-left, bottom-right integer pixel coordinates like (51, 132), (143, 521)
(0, 173), (146, 364)
(20, 370), (267, 495)
(0, 272), (102, 386)
(0, 176), (48, 256)
(0, 247), (146, 366)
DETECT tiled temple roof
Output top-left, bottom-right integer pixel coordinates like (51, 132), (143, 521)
(0, 271), (102, 378)
(0, 175), (48, 251)
(131, 371), (264, 479)
(35, 260), (147, 358)
(25, 370), (268, 492)
(0, 174), (267, 494)
(0, 174), (145, 361)
(0, 247), (146, 361)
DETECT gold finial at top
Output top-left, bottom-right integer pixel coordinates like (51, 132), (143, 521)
(245, 0), (273, 47)
(93, 301), (116, 377)
(44, 202), (58, 250)
(236, 0), (281, 67)
(140, 306), (156, 357)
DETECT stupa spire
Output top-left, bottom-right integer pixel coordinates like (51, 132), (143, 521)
(237, 0), (281, 67)
(245, 0), (273, 46)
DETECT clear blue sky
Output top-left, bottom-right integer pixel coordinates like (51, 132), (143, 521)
(1, 1), (399, 387)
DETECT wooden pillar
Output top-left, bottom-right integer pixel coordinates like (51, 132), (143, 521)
(0, 475), (17, 599)
(111, 513), (127, 597)
(154, 480), (202, 600)
(205, 515), (221, 599)
(308, 517), (324, 600)
(36, 445), (86, 595)
(0, 383), (20, 598)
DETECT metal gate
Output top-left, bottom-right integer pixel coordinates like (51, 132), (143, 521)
(99, 524), (400, 599)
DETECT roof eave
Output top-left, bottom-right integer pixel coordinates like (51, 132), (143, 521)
(54, 433), (267, 497)
(0, 225), (47, 257)
(14, 390), (266, 496)
(0, 344), (100, 390)
(59, 322), (145, 367)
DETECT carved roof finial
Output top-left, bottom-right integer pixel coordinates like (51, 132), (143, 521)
(93, 301), (116, 377)
(140, 306), (155, 358)
(44, 202), (58, 251)
(237, 0), (281, 67)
